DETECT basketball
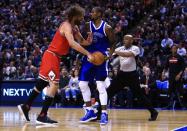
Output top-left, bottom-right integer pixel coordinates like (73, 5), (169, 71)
(91, 51), (105, 65)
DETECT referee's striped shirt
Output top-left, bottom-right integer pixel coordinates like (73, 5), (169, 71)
(115, 45), (140, 72)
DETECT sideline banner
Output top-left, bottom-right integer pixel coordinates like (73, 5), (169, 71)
(0, 81), (43, 106)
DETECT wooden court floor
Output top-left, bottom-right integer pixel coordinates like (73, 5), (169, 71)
(0, 107), (187, 131)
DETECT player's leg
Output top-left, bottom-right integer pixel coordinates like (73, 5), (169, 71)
(36, 81), (59, 124)
(17, 51), (51, 122)
(35, 51), (61, 124)
(107, 71), (128, 99)
(96, 71), (127, 121)
(95, 61), (109, 125)
(18, 78), (48, 122)
(95, 80), (108, 125)
(79, 81), (97, 122)
(129, 72), (158, 121)
(79, 62), (97, 122)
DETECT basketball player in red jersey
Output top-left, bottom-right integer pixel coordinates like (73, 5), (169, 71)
(17, 5), (94, 124)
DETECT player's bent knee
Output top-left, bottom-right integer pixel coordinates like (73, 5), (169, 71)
(49, 82), (59, 91)
(79, 81), (89, 92)
(96, 81), (107, 94)
(45, 82), (59, 97)
(79, 81), (91, 102)
(52, 82), (59, 88)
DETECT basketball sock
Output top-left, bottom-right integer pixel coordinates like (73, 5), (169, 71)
(79, 81), (91, 102)
(39, 96), (53, 117)
(96, 81), (108, 105)
(25, 89), (40, 108)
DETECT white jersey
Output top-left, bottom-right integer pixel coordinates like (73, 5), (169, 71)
(115, 45), (140, 72)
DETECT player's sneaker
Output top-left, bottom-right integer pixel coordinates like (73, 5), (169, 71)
(83, 104), (89, 115)
(100, 112), (108, 125)
(36, 115), (58, 124)
(80, 109), (97, 123)
(18, 104), (30, 122)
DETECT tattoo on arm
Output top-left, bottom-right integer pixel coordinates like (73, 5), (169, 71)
(85, 22), (90, 33)
(105, 25), (117, 56)
(106, 26), (116, 47)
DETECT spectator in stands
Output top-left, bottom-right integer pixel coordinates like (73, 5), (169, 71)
(182, 3), (187, 15)
(161, 34), (174, 53)
(177, 42), (187, 57)
(65, 69), (80, 102)
(57, 67), (70, 105)
(24, 60), (37, 80)
(3, 61), (16, 80)
(141, 65), (159, 106)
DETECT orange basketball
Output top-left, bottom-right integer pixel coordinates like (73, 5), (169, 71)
(91, 51), (105, 65)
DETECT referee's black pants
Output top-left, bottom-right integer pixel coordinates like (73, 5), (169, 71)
(107, 70), (155, 112)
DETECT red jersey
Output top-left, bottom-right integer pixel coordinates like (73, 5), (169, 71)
(48, 29), (70, 56)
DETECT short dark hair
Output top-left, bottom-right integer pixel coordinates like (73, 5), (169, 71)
(94, 7), (103, 17)
(66, 5), (85, 21)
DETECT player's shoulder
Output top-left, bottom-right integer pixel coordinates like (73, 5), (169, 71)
(60, 21), (71, 28)
(59, 21), (72, 31)
(104, 21), (112, 34)
(104, 21), (112, 29)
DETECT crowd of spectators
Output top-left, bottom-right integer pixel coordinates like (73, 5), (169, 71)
(0, 0), (154, 80)
(1, 0), (187, 108)
(133, 0), (187, 89)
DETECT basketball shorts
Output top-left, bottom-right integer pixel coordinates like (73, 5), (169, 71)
(79, 57), (109, 81)
(39, 50), (61, 83)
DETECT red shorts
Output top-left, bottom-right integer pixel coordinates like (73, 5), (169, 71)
(39, 50), (61, 83)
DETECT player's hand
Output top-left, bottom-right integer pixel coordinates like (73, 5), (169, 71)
(73, 25), (82, 37)
(104, 56), (110, 61)
(86, 32), (93, 44)
(87, 53), (94, 62)
(73, 25), (80, 34)
(73, 25), (81, 40)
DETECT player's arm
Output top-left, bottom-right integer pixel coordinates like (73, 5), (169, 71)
(74, 23), (92, 46)
(115, 47), (140, 57)
(115, 51), (135, 57)
(105, 24), (117, 58)
(60, 23), (93, 61)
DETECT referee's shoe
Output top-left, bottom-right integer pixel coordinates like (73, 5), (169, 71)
(149, 110), (158, 121)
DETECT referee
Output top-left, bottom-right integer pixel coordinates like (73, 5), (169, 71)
(97, 35), (158, 121)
